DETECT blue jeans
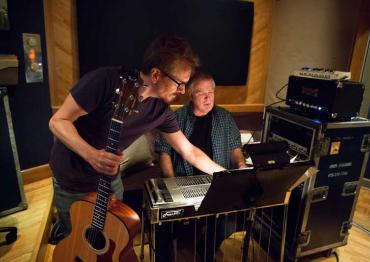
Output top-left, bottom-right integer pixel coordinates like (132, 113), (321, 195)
(52, 176), (124, 237)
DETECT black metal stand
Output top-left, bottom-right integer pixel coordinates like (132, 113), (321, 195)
(242, 208), (256, 262)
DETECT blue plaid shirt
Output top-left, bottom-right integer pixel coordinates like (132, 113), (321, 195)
(155, 103), (242, 176)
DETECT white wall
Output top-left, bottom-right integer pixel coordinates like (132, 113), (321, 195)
(265, 0), (361, 105)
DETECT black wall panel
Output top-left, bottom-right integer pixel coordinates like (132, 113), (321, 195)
(76, 0), (254, 86)
(0, 0), (53, 170)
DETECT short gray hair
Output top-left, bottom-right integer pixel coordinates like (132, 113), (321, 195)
(187, 71), (216, 97)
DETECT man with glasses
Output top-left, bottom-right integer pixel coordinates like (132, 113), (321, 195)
(155, 72), (246, 261)
(48, 36), (226, 244)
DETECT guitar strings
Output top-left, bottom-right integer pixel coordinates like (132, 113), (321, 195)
(89, 75), (140, 248)
(88, 76), (132, 247)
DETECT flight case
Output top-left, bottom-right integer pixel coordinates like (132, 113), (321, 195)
(0, 87), (27, 216)
(256, 106), (370, 260)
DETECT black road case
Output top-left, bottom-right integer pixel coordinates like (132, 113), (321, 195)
(0, 87), (27, 216)
(255, 107), (370, 260)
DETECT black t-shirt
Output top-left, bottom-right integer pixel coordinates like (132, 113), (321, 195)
(49, 67), (179, 192)
(189, 111), (213, 175)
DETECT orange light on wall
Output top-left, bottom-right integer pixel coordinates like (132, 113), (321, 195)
(28, 48), (36, 63)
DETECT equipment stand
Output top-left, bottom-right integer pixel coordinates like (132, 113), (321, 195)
(242, 208), (256, 262)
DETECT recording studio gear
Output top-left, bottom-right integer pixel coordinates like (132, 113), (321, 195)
(244, 141), (290, 169)
(293, 68), (351, 80)
(260, 106), (370, 260)
(142, 162), (315, 262)
(286, 75), (364, 120)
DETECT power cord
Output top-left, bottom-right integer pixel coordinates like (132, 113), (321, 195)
(275, 83), (288, 101)
(265, 83), (287, 108)
(243, 83), (288, 150)
(352, 221), (370, 234)
(333, 251), (339, 262)
(245, 131), (256, 145)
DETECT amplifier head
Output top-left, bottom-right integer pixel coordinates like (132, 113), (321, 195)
(286, 76), (364, 120)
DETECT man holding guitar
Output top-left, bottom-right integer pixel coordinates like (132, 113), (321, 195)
(48, 36), (225, 261)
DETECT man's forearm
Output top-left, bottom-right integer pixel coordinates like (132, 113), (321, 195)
(184, 146), (225, 175)
(49, 118), (95, 161)
(231, 148), (247, 168)
(159, 152), (175, 177)
(162, 130), (225, 175)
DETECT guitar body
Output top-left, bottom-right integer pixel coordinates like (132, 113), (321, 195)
(53, 193), (140, 262)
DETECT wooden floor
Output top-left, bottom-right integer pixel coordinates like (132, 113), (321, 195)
(0, 178), (53, 262)
(1, 178), (369, 262)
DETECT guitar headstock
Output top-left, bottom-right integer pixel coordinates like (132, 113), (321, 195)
(113, 70), (140, 122)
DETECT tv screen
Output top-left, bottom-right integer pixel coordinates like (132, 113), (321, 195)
(76, 0), (254, 85)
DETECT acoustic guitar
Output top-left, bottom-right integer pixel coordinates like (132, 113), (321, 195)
(53, 69), (141, 262)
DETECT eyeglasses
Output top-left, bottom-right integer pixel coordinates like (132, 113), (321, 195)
(160, 69), (187, 90)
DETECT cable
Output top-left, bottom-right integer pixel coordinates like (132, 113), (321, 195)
(245, 130), (256, 145)
(275, 83), (288, 101)
(264, 83), (288, 108)
(333, 251), (339, 262)
(243, 83), (288, 149)
(266, 100), (285, 107)
(352, 221), (370, 234)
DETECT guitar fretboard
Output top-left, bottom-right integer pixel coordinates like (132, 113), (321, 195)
(106, 119), (123, 154)
(91, 118), (124, 230)
(92, 176), (112, 230)
(90, 71), (138, 230)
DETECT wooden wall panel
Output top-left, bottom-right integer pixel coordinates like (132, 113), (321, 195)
(44, 0), (79, 113)
(350, 0), (370, 81)
(44, 0), (274, 113)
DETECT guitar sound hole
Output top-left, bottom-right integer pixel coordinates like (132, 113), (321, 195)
(85, 227), (106, 250)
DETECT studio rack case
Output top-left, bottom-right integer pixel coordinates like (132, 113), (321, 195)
(255, 106), (370, 260)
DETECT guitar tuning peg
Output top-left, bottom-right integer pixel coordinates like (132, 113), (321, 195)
(129, 95), (134, 100)
(115, 88), (120, 94)
(134, 83), (139, 88)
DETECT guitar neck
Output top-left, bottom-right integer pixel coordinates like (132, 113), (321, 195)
(91, 117), (123, 230)
(106, 118), (123, 154)
(91, 69), (139, 230)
